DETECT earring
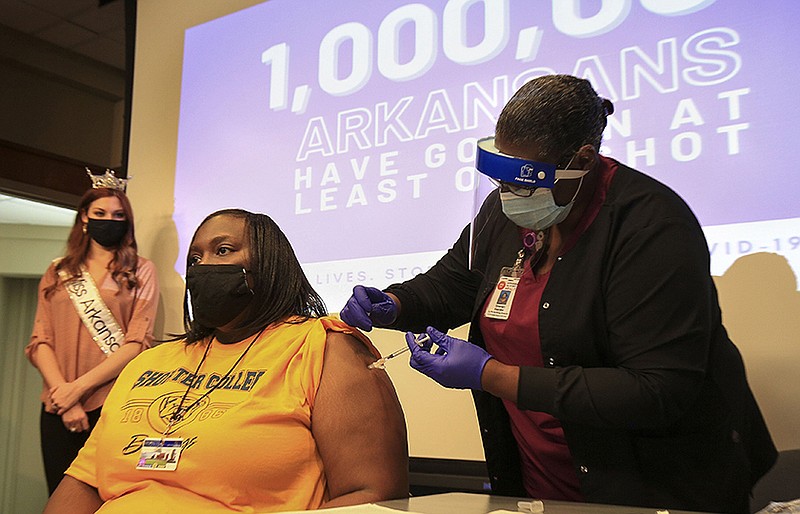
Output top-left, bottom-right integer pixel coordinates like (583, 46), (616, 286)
(82, 224), (87, 234)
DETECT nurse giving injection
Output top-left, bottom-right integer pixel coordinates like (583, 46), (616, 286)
(341, 286), (436, 370)
(341, 285), (466, 375)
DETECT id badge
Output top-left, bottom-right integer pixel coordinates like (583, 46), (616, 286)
(484, 266), (522, 320)
(137, 437), (183, 471)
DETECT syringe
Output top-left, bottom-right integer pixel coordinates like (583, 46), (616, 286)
(368, 333), (430, 370)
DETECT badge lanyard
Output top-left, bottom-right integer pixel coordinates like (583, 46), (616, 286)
(136, 326), (266, 471)
(484, 229), (548, 321)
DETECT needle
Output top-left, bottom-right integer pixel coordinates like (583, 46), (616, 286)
(368, 334), (430, 369)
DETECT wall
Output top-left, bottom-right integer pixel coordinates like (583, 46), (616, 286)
(0, 224), (69, 277)
(715, 253), (800, 451)
(0, 224), (70, 511)
(127, 0), (799, 462)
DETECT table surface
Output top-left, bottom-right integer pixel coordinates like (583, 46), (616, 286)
(377, 492), (710, 514)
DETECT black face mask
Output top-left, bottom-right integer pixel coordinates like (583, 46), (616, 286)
(186, 264), (254, 329)
(86, 218), (129, 247)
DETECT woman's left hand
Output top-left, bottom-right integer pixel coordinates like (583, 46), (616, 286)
(61, 403), (90, 433)
(49, 380), (87, 415)
(406, 326), (493, 390)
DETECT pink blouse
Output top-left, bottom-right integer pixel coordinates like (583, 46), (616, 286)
(26, 257), (159, 412)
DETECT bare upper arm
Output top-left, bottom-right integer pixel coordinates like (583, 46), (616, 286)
(43, 475), (102, 514)
(312, 331), (409, 506)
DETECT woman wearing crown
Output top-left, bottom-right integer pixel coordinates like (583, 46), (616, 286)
(25, 169), (160, 495)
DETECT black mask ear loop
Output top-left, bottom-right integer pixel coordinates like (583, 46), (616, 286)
(187, 287), (196, 324)
(240, 268), (255, 296)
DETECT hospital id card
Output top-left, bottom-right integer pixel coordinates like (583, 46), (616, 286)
(137, 437), (183, 471)
(484, 267), (521, 320)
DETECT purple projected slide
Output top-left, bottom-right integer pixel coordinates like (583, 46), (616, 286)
(175, 0), (800, 307)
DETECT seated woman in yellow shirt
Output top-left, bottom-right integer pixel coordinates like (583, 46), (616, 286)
(44, 208), (409, 513)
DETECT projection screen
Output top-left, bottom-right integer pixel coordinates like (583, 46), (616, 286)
(173, 0), (800, 310)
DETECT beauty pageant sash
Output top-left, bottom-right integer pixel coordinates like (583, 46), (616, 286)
(58, 265), (124, 356)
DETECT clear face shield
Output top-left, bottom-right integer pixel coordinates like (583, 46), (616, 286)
(468, 136), (588, 269)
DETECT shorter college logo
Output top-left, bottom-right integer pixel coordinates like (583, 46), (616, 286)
(120, 392), (236, 435)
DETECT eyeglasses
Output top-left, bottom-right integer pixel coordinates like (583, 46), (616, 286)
(488, 177), (540, 197)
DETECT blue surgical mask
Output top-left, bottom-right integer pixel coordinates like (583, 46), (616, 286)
(500, 176), (584, 230)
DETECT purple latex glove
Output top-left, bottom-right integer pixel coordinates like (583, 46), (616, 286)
(406, 326), (493, 390)
(339, 285), (397, 331)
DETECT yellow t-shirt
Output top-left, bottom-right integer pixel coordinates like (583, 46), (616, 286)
(67, 316), (369, 513)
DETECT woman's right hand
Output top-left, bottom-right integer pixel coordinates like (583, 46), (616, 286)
(44, 398), (59, 414)
(61, 403), (90, 433)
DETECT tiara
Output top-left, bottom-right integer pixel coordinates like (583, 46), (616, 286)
(86, 168), (129, 192)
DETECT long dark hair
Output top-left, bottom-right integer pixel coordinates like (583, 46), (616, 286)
(46, 187), (138, 297)
(180, 209), (327, 343)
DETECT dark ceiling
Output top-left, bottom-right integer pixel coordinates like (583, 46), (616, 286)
(0, 0), (130, 208)
(0, 0), (126, 70)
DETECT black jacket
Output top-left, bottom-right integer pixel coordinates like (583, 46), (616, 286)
(386, 159), (776, 513)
